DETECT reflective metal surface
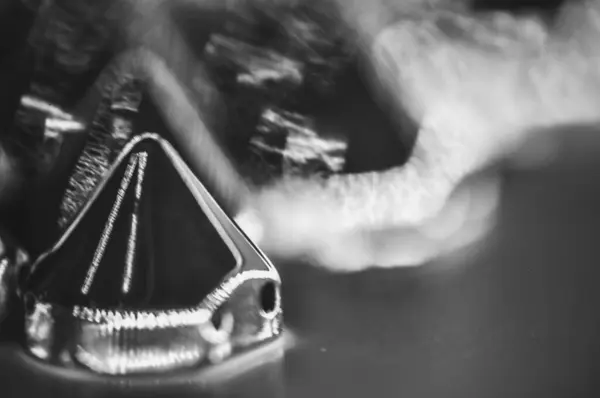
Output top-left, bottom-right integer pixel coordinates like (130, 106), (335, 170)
(0, 241), (29, 324)
(21, 134), (282, 375)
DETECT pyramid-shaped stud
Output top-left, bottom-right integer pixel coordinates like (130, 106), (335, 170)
(21, 133), (282, 375)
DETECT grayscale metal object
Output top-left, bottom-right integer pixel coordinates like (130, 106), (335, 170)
(20, 133), (282, 375)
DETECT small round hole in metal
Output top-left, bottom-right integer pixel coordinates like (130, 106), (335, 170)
(259, 282), (278, 316)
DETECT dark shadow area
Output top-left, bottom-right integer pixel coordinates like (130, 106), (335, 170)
(471, 0), (567, 13)
(313, 61), (413, 174)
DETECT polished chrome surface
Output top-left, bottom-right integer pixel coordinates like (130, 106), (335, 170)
(23, 133), (282, 375)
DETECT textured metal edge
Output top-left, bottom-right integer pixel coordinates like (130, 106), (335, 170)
(24, 299), (207, 374)
(68, 269), (279, 328)
(57, 68), (143, 230)
(24, 266), (282, 375)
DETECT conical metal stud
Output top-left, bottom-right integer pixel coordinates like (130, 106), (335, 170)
(22, 133), (282, 375)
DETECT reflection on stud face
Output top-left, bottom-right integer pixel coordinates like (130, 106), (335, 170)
(22, 133), (283, 375)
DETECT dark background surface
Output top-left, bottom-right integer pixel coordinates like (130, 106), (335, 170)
(1, 0), (600, 397)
